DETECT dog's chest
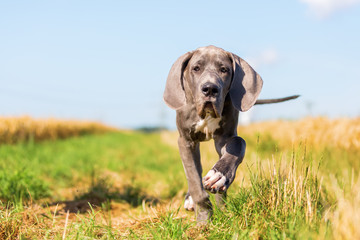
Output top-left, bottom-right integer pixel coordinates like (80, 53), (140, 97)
(194, 115), (221, 141)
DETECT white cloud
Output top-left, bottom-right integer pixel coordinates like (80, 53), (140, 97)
(247, 48), (279, 69)
(300, 0), (360, 18)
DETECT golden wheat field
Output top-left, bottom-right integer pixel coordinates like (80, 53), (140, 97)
(0, 116), (117, 144)
(238, 117), (360, 150)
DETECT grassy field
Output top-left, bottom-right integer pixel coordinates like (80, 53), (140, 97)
(0, 117), (359, 239)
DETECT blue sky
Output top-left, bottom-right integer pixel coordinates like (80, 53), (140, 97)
(1, 0), (359, 129)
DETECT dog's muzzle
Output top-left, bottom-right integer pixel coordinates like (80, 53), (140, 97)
(197, 82), (222, 118)
(198, 101), (219, 119)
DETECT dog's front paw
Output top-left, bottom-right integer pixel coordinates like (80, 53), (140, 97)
(203, 169), (228, 193)
(184, 194), (195, 211)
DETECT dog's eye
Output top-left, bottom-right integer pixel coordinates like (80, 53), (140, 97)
(193, 66), (200, 72)
(220, 67), (228, 73)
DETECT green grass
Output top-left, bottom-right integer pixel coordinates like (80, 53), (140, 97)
(0, 130), (359, 239)
(0, 169), (51, 203)
(0, 132), (185, 202)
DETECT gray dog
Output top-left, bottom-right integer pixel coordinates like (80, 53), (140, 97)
(163, 45), (297, 223)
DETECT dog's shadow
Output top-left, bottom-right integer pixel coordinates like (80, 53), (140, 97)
(46, 178), (159, 214)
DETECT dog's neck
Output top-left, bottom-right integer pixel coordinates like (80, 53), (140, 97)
(195, 114), (221, 141)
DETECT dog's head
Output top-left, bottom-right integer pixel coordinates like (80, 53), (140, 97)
(164, 46), (263, 118)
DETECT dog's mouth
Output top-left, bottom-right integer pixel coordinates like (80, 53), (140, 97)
(199, 102), (219, 119)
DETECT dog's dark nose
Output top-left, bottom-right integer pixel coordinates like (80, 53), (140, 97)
(201, 83), (219, 97)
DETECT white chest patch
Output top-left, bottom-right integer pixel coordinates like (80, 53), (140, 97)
(195, 114), (221, 140)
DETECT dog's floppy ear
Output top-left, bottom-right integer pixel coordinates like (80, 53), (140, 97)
(229, 53), (263, 112)
(163, 51), (193, 110)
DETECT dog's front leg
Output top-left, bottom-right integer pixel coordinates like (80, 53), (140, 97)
(178, 137), (212, 223)
(203, 136), (246, 196)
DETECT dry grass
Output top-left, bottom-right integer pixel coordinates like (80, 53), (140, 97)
(328, 173), (360, 239)
(236, 117), (360, 239)
(0, 192), (190, 239)
(0, 116), (117, 145)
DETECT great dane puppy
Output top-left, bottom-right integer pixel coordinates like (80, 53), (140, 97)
(163, 45), (267, 223)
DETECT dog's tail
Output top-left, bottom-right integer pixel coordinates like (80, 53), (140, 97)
(255, 95), (300, 105)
